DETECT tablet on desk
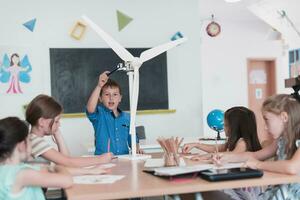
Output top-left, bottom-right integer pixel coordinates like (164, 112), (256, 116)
(200, 168), (263, 182)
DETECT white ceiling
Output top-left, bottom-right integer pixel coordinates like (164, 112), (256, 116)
(199, 0), (263, 22)
(199, 0), (300, 25)
(198, 0), (300, 43)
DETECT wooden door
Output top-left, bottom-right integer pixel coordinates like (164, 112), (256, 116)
(248, 59), (276, 143)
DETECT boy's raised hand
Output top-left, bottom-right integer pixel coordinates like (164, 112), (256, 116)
(98, 71), (110, 88)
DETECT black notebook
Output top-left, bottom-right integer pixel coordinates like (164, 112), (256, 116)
(200, 167), (263, 182)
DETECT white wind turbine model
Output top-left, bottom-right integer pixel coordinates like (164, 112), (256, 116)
(82, 15), (187, 159)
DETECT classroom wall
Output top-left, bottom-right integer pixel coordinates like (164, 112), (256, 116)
(199, 19), (286, 137)
(0, 0), (292, 155)
(0, 0), (202, 155)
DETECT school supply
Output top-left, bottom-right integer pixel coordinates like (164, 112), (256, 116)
(107, 63), (125, 76)
(73, 175), (125, 184)
(157, 137), (183, 166)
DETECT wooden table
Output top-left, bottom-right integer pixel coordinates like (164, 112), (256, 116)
(87, 137), (226, 154)
(65, 158), (300, 200)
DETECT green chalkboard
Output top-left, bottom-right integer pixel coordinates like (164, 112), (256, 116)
(50, 48), (168, 114)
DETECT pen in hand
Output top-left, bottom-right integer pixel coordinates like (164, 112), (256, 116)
(107, 63), (123, 76)
(214, 137), (222, 167)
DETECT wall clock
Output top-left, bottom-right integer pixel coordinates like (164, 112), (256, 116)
(206, 21), (221, 37)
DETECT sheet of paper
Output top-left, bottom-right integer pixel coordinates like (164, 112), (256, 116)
(154, 164), (214, 176)
(152, 162), (245, 176)
(183, 155), (193, 159)
(144, 158), (164, 168)
(144, 158), (186, 168)
(213, 162), (244, 169)
(73, 175), (124, 184)
(83, 163), (116, 169)
(99, 163), (116, 169)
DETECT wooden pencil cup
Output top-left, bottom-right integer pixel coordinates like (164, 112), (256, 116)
(164, 153), (180, 167)
(157, 136), (184, 167)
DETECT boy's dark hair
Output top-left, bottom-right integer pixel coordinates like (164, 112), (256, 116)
(0, 117), (29, 162)
(100, 79), (122, 96)
(224, 106), (262, 152)
(26, 94), (63, 126)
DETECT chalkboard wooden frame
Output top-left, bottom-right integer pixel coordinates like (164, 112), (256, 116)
(50, 48), (170, 115)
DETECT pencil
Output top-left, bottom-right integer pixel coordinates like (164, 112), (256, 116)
(107, 138), (110, 153)
(215, 137), (219, 159)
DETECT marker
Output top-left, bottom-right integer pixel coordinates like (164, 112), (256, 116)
(214, 137), (221, 166)
(215, 137), (219, 157)
(107, 63), (123, 76)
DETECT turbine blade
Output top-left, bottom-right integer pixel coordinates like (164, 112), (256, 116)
(139, 37), (187, 63)
(82, 15), (135, 62)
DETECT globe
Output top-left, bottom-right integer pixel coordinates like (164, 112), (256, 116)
(207, 109), (224, 139)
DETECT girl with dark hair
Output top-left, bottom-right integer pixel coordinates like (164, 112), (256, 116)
(0, 117), (72, 200)
(183, 106), (262, 158)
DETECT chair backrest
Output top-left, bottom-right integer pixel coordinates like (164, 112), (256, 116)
(136, 126), (146, 140)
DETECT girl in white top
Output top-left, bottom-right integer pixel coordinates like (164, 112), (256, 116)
(26, 94), (113, 167)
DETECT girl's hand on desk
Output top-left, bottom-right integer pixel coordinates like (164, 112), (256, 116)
(211, 153), (223, 166)
(182, 143), (198, 154)
(87, 165), (112, 175)
(244, 157), (260, 170)
(190, 154), (212, 162)
(211, 152), (243, 166)
(212, 152), (242, 165)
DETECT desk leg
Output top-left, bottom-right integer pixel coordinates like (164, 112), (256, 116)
(164, 193), (203, 200)
(164, 195), (181, 200)
(195, 192), (203, 200)
(172, 195), (181, 200)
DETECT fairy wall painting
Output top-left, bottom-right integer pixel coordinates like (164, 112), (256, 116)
(0, 53), (32, 94)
